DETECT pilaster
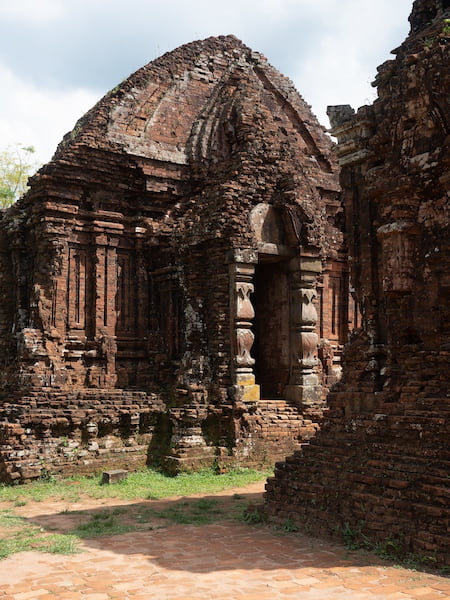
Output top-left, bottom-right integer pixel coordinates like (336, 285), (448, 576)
(285, 255), (322, 408)
(228, 249), (260, 402)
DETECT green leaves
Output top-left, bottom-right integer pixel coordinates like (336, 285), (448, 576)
(0, 143), (40, 208)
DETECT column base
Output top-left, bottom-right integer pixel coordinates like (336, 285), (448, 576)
(235, 373), (260, 402)
(285, 384), (322, 407)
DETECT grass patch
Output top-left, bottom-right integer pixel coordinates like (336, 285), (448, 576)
(240, 504), (266, 525)
(0, 494), (256, 560)
(76, 496), (250, 532)
(72, 509), (136, 538)
(0, 468), (270, 559)
(150, 497), (225, 526)
(0, 509), (79, 559)
(0, 467), (270, 504)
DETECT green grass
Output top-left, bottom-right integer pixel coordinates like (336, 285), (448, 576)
(72, 509), (136, 538)
(0, 468), (270, 559)
(0, 509), (79, 559)
(0, 467), (270, 504)
(70, 495), (249, 534)
(150, 497), (225, 525)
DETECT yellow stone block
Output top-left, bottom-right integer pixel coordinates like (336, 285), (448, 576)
(236, 374), (256, 386)
(241, 384), (260, 401)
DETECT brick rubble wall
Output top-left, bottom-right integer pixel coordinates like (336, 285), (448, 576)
(264, 0), (450, 565)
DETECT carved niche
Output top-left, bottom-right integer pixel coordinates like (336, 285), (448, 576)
(377, 222), (419, 293)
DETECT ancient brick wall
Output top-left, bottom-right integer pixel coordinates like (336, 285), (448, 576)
(0, 36), (347, 482)
(264, 0), (450, 565)
(0, 391), (166, 482)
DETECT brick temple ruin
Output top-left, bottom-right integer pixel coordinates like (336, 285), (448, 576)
(264, 0), (450, 565)
(1, 0), (448, 566)
(0, 35), (350, 482)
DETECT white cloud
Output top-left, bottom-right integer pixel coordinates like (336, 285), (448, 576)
(0, 0), (65, 23)
(0, 0), (414, 162)
(289, 0), (411, 125)
(0, 62), (99, 164)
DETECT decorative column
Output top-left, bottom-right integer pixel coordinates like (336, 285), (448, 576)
(228, 249), (260, 402)
(92, 229), (121, 388)
(285, 255), (322, 408)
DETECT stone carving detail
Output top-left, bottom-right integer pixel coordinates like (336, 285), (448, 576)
(236, 282), (255, 320)
(229, 258), (259, 401)
(377, 222), (418, 293)
(236, 328), (255, 366)
(292, 288), (319, 370)
(292, 331), (319, 368)
(232, 275), (256, 368)
(285, 256), (322, 407)
(300, 289), (318, 324)
(290, 288), (319, 369)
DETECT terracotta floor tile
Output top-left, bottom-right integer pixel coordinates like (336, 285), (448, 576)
(411, 594), (450, 600)
(408, 587), (445, 597)
(2, 484), (450, 600)
(10, 592), (49, 600)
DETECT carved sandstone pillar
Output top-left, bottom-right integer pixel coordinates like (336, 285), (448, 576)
(228, 249), (260, 402)
(285, 255), (322, 408)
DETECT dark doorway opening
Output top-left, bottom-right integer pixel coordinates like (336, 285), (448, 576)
(252, 258), (290, 398)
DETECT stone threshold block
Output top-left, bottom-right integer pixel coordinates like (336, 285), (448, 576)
(101, 469), (128, 484)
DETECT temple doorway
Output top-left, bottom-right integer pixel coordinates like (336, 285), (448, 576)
(252, 258), (290, 399)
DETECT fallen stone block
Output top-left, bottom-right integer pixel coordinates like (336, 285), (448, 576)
(101, 469), (128, 484)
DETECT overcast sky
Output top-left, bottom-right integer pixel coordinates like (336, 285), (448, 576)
(0, 0), (413, 165)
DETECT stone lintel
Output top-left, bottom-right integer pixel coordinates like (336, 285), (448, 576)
(299, 255), (322, 274)
(257, 242), (296, 257)
(376, 221), (420, 237)
(226, 248), (258, 265)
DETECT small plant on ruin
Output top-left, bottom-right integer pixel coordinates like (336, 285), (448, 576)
(38, 468), (57, 484)
(342, 521), (365, 550)
(278, 518), (299, 533)
(241, 504), (265, 524)
(374, 538), (402, 560)
(424, 34), (440, 49)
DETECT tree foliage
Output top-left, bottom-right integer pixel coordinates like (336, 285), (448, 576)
(0, 144), (39, 208)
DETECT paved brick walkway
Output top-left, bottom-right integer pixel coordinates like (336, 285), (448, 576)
(1, 486), (449, 599)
